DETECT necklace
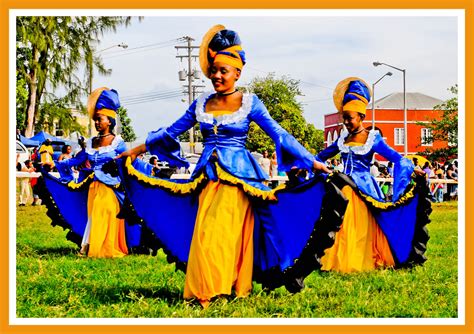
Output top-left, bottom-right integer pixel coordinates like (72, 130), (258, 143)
(97, 133), (113, 138)
(217, 90), (238, 96)
(350, 127), (366, 135)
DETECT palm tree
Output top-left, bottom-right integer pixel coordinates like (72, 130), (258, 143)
(16, 16), (135, 137)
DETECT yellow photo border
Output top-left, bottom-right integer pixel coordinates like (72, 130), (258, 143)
(2, 1), (471, 333)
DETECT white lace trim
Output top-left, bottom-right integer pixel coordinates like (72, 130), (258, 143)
(337, 129), (378, 155)
(85, 134), (124, 155)
(195, 91), (253, 125)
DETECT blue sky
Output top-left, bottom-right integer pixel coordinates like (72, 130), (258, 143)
(88, 11), (459, 142)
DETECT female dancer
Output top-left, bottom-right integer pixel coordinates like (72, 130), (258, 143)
(316, 77), (431, 272)
(118, 25), (346, 307)
(40, 88), (145, 257)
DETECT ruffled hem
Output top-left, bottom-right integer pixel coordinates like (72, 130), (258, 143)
(252, 173), (349, 292)
(125, 157), (208, 195)
(37, 172), (156, 256)
(65, 173), (95, 190)
(36, 174), (84, 247)
(117, 191), (186, 265)
(121, 159), (351, 290)
(215, 164), (286, 201)
(401, 174), (432, 267)
(124, 156), (287, 201)
(331, 172), (431, 267)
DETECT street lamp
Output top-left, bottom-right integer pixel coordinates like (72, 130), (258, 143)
(371, 71), (392, 130)
(88, 43), (128, 136)
(373, 61), (407, 156)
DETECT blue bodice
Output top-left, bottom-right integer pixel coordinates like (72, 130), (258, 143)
(316, 129), (415, 201)
(145, 92), (315, 183)
(55, 135), (126, 186)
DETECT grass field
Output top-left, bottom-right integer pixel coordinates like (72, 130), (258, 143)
(15, 201), (458, 318)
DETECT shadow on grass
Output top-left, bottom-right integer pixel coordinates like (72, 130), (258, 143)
(89, 285), (184, 306)
(35, 246), (78, 257)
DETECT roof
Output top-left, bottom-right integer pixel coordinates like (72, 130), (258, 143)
(367, 92), (444, 110)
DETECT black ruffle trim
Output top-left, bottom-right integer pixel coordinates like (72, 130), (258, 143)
(252, 173), (349, 292)
(400, 174), (432, 267)
(330, 172), (431, 268)
(37, 172), (161, 256)
(117, 184), (187, 270)
(36, 174), (83, 247)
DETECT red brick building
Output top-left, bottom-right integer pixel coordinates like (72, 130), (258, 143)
(324, 92), (448, 160)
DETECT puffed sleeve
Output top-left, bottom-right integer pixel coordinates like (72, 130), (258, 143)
(115, 139), (127, 155)
(248, 97), (315, 171)
(315, 141), (340, 164)
(145, 100), (198, 168)
(54, 150), (88, 182)
(372, 134), (415, 201)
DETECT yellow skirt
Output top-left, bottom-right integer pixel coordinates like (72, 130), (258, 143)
(184, 180), (254, 306)
(87, 181), (128, 258)
(321, 186), (395, 272)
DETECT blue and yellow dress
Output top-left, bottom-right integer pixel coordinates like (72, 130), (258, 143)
(316, 129), (431, 272)
(39, 135), (145, 258)
(119, 91), (348, 304)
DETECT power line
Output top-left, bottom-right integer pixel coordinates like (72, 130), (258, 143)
(121, 91), (183, 103)
(102, 38), (187, 59)
(123, 92), (184, 106)
(121, 88), (182, 100)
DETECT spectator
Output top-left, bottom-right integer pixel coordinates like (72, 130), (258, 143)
(58, 145), (73, 162)
(332, 159), (344, 173)
(446, 164), (458, 200)
(422, 162), (433, 178)
(387, 161), (394, 176)
(149, 156), (161, 177)
(258, 150), (271, 176)
(434, 171), (444, 203)
(370, 161), (380, 177)
(413, 157), (423, 173)
(39, 139), (54, 171)
(18, 159), (35, 206)
(270, 151), (278, 177)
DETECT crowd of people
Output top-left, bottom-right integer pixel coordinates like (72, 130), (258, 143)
(322, 156), (458, 202)
(14, 24), (453, 309)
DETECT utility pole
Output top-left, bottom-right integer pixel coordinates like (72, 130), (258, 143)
(175, 37), (202, 154)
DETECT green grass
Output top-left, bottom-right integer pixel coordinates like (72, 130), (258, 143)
(15, 201), (458, 318)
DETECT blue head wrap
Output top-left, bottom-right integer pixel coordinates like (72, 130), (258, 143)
(96, 89), (120, 111)
(208, 29), (246, 67)
(342, 80), (371, 106)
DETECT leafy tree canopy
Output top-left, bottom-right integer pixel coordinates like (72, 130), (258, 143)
(419, 85), (458, 162)
(116, 107), (137, 142)
(244, 74), (324, 155)
(16, 16), (137, 137)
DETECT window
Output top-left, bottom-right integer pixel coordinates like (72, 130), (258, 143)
(333, 130), (338, 142)
(327, 131), (332, 146)
(421, 128), (433, 146)
(394, 128), (405, 146)
(54, 121), (63, 137)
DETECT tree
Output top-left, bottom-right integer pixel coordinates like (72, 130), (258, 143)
(178, 124), (202, 143)
(16, 74), (28, 132)
(244, 74), (324, 155)
(116, 107), (137, 142)
(419, 85), (458, 161)
(35, 98), (86, 136)
(16, 16), (135, 137)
